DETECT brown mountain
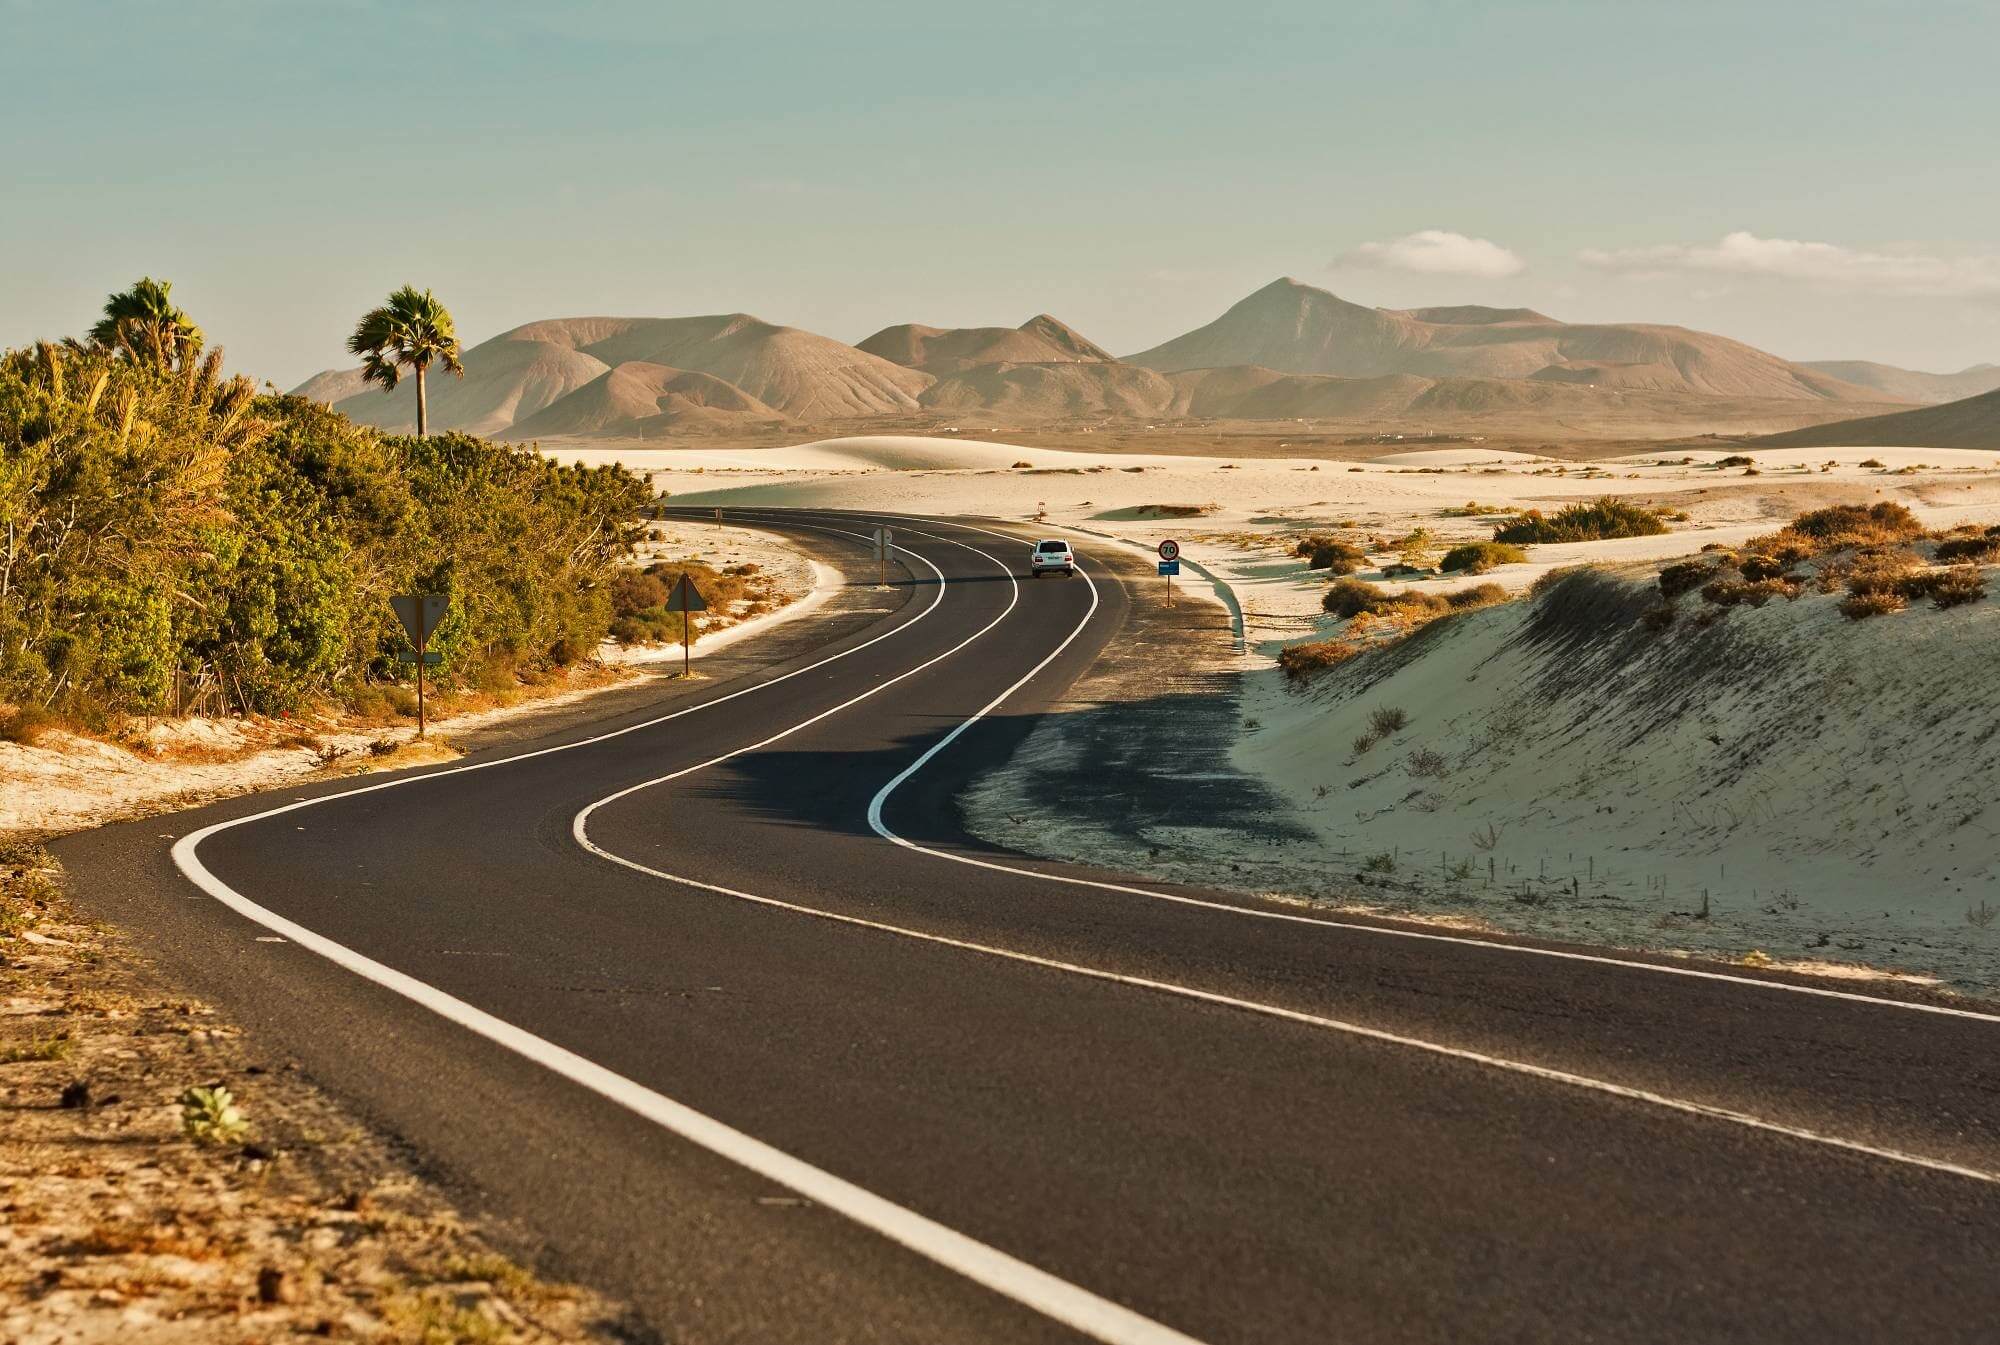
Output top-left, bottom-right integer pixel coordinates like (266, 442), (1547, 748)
(859, 314), (1114, 374)
(1796, 360), (2000, 405)
(298, 313), (929, 433)
(1756, 387), (2000, 450)
(503, 363), (788, 440)
(1126, 277), (1887, 403)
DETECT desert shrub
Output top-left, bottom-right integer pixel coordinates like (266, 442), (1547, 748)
(1406, 746), (1449, 778)
(1716, 455), (1756, 468)
(1323, 578), (1390, 618)
(1492, 498), (1669, 544)
(1131, 503), (1211, 518)
(1639, 604), (1677, 631)
(1444, 583), (1508, 611)
(1840, 590), (1906, 620)
(1530, 565), (1593, 597)
(1277, 638), (1361, 683)
(1369, 706), (1408, 735)
(1928, 567), (1988, 608)
(1860, 457), (1885, 468)
(1657, 560), (1713, 599)
(1788, 501), (1923, 546)
(1362, 852), (1396, 873)
(1294, 536), (1366, 573)
(1439, 541), (1527, 574)
(1700, 577), (1795, 607)
(1936, 537), (2000, 563)
(1738, 554), (1792, 582)
(1011, 460), (1032, 468)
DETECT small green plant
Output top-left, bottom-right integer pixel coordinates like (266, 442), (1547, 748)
(1369, 706), (1408, 735)
(1448, 859), (1475, 881)
(180, 1084), (250, 1145)
(1363, 852), (1397, 874)
(1293, 536), (1366, 574)
(2, 1034), (71, 1063)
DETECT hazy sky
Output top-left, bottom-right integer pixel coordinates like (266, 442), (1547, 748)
(6, 0), (1997, 387)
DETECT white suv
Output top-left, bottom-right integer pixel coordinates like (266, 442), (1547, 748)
(1030, 538), (1075, 578)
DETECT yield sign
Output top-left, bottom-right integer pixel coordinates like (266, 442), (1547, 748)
(664, 573), (709, 613)
(390, 594), (448, 646)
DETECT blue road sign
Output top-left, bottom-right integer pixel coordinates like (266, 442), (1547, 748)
(1158, 560), (1180, 576)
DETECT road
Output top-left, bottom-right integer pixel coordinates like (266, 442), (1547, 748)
(55, 508), (2000, 1344)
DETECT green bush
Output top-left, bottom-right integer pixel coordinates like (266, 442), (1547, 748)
(1492, 499), (1669, 544)
(1439, 541), (1526, 574)
(0, 343), (648, 721)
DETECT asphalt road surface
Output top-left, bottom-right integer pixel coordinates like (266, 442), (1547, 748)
(55, 509), (2000, 1344)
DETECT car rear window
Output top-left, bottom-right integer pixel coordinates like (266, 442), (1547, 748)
(1036, 541), (1068, 552)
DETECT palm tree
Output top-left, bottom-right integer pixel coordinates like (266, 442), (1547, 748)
(90, 277), (205, 366)
(346, 286), (463, 437)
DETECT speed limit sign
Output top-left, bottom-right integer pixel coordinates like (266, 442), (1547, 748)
(1157, 539), (1181, 562)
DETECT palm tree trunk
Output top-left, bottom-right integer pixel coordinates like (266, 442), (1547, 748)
(416, 365), (428, 438)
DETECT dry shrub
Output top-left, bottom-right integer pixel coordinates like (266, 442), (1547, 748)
(1277, 638), (1361, 683)
(1444, 583), (1508, 612)
(1132, 503), (1212, 518)
(1639, 604), (1677, 631)
(1529, 564), (1592, 597)
(1840, 590), (1907, 620)
(1935, 536), (2000, 563)
(1294, 536), (1366, 573)
(1657, 560), (1713, 599)
(1701, 577), (1797, 607)
(1439, 541), (1526, 574)
(1493, 498), (1669, 544)
(1369, 706), (1409, 735)
(1716, 455), (1756, 468)
(0, 705), (73, 746)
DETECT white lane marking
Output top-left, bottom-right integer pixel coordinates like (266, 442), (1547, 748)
(818, 509), (2000, 1028)
(173, 523), (1205, 1345)
(586, 515), (2000, 1186)
(171, 832), (1203, 1345)
(576, 838), (2000, 1188)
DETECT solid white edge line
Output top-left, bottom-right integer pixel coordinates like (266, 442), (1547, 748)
(808, 509), (2000, 1028)
(585, 514), (2000, 1186)
(175, 519), (1204, 1345)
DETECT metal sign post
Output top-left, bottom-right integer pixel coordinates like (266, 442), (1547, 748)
(872, 527), (894, 587)
(390, 594), (449, 737)
(1157, 540), (1181, 606)
(663, 573), (709, 677)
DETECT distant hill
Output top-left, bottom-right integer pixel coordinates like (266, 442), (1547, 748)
(1125, 277), (1887, 403)
(290, 285), (1948, 441)
(859, 314), (1114, 374)
(298, 313), (928, 434)
(503, 363), (788, 440)
(1796, 360), (2000, 405)
(1756, 386), (2000, 450)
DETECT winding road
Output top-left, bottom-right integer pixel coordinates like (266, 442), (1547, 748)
(55, 509), (2000, 1343)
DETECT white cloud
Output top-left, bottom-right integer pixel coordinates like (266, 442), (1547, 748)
(1579, 231), (2000, 297)
(1336, 229), (1526, 279)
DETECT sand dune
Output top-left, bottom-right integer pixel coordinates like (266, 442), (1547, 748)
(1126, 277), (1889, 403)
(503, 362), (788, 440)
(859, 314), (1114, 373)
(1798, 360), (2000, 405)
(1756, 386), (2000, 450)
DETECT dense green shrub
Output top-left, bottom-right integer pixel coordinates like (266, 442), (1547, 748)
(1439, 541), (1526, 574)
(1492, 498), (1669, 544)
(0, 344), (647, 720)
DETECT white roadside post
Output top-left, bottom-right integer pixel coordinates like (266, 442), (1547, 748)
(1157, 538), (1181, 606)
(872, 526), (894, 588)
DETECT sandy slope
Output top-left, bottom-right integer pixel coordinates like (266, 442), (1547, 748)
(1799, 360), (2000, 405)
(1757, 386), (2000, 450)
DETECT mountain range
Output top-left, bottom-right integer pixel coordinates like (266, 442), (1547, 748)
(293, 277), (1996, 443)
